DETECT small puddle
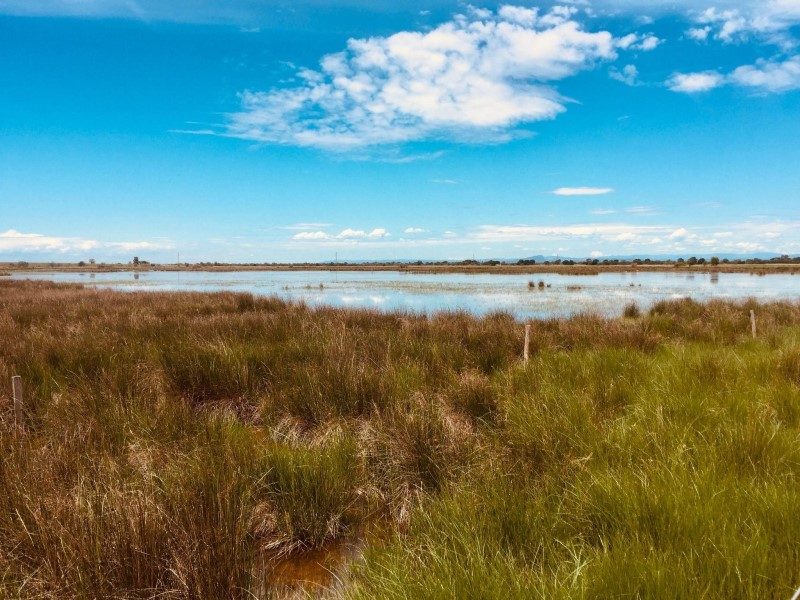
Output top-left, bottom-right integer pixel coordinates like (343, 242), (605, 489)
(261, 538), (364, 596)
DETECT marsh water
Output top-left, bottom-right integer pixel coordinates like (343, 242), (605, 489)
(12, 270), (800, 319)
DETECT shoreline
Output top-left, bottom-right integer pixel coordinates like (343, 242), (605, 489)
(3, 262), (800, 275)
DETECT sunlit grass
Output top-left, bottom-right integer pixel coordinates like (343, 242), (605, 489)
(1, 280), (799, 598)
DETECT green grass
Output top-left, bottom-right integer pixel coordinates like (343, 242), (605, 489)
(1, 280), (799, 598)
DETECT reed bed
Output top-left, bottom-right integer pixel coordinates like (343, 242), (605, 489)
(0, 280), (798, 598)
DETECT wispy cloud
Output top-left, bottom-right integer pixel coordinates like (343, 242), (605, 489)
(0, 229), (173, 254)
(609, 64), (640, 86)
(281, 222), (333, 231)
(291, 231), (331, 241)
(472, 223), (662, 242)
(626, 205), (657, 214)
(689, 3), (800, 47)
(553, 187), (614, 196)
(223, 5), (644, 149)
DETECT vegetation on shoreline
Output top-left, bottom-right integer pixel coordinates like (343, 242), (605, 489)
(3, 258), (800, 276)
(1, 281), (799, 598)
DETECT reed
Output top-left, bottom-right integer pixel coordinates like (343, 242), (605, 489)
(1, 280), (799, 598)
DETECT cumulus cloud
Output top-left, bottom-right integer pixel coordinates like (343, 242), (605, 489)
(669, 56), (800, 94)
(292, 228), (390, 242)
(616, 33), (663, 51)
(686, 26), (712, 41)
(667, 71), (725, 93)
(284, 218), (800, 254)
(730, 55), (800, 91)
(336, 228), (367, 239)
(553, 187), (614, 196)
(0, 229), (172, 254)
(404, 227), (426, 234)
(690, 2), (800, 47)
(225, 5), (626, 149)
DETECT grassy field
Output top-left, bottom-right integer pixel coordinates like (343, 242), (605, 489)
(1, 280), (799, 599)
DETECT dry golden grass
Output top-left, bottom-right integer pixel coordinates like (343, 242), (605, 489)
(1, 281), (799, 598)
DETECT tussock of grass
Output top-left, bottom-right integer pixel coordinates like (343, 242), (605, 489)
(1, 280), (799, 598)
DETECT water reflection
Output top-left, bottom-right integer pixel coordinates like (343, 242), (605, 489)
(11, 270), (800, 319)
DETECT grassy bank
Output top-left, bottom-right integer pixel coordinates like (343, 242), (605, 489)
(1, 281), (799, 598)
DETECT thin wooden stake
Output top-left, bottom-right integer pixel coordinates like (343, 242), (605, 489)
(523, 323), (531, 363)
(750, 310), (757, 339)
(12, 375), (23, 428)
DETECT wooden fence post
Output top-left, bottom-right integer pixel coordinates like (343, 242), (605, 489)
(750, 310), (757, 339)
(12, 375), (23, 428)
(523, 323), (531, 364)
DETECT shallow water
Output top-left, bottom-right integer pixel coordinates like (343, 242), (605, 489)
(12, 270), (800, 319)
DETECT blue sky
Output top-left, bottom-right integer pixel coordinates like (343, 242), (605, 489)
(1, 0), (799, 262)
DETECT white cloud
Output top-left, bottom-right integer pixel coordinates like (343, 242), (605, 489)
(404, 227), (427, 234)
(616, 33), (639, 49)
(0, 229), (172, 255)
(278, 218), (800, 254)
(686, 26), (712, 41)
(225, 5), (621, 149)
(730, 56), (800, 92)
(282, 222), (332, 231)
(336, 228), (367, 239)
(293, 227), (390, 242)
(696, 8), (749, 43)
(591, 208), (617, 215)
(668, 227), (689, 239)
(553, 187), (614, 196)
(626, 205), (656, 214)
(473, 223), (662, 242)
(616, 32), (663, 51)
(292, 231), (331, 240)
(667, 71), (725, 93)
(497, 5), (538, 26)
(669, 56), (800, 94)
(637, 35), (663, 50)
(691, 2), (800, 47)
(609, 64), (639, 86)
(467, 220), (799, 252)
